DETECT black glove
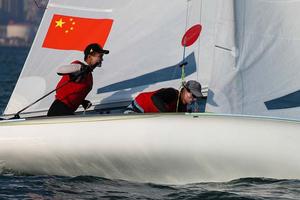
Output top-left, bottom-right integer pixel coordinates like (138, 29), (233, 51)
(81, 100), (92, 110)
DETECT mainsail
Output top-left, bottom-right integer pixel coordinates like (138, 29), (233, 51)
(206, 0), (300, 120)
(5, 0), (218, 115)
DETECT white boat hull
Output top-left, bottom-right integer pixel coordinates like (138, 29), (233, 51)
(0, 113), (299, 184)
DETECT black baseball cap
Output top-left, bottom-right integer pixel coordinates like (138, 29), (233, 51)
(184, 80), (203, 98)
(84, 43), (109, 57)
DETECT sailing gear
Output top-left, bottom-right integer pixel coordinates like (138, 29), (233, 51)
(126, 88), (187, 113)
(84, 43), (109, 60)
(134, 91), (159, 113)
(183, 80), (202, 98)
(47, 60), (93, 116)
(152, 88), (187, 112)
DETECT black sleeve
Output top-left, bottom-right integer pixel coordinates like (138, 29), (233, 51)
(69, 65), (90, 82)
(151, 88), (178, 112)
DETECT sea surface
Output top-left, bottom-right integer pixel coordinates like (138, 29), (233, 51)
(0, 47), (300, 199)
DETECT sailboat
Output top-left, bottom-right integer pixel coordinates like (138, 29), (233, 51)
(0, 0), (300, 184)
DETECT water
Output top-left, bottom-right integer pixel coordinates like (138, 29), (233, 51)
(0, 47), (300, 199)
(0, 46), (28, 114)
(0, 174), (299, 200)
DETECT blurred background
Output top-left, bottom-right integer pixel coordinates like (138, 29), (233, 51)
(0, 0), (48, 47)
(0, 0), (48, 114)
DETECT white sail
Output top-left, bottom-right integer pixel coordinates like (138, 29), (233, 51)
(4, 0), (219, 115)
(206, 0), (300, 120)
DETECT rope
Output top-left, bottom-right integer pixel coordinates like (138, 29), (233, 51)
(34, 0), (47, 9)
(181, 0), (191, 82)
(176, 0), (191, 112)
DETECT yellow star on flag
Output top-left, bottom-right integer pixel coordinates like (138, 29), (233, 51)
(55, 18), (65, 28)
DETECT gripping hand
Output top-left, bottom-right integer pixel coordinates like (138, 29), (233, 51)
(82, 100), (92, 110)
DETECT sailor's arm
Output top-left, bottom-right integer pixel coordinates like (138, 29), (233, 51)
(56, 64), (90, 82)
(151, 88), (178, 112)
(56, 64), (82, 75)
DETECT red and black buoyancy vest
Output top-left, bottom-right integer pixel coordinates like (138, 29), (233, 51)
(134, 88), (186, 113)
(55, 60), (93, 111)
(134, 91), (160, 113)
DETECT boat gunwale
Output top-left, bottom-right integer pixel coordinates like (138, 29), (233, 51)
(0, 112), (299, 127)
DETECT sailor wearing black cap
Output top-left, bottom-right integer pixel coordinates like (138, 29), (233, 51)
(47, 43), (109, 117)
(125, 80), (203, 113)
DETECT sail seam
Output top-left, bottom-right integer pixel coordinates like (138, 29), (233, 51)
(198, 0), (203, 80)
(241, 0), (246, 114)
(47, 3), (113, 13)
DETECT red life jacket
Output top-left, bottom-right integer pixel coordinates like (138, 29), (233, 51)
(55, 60), (93, 111)
(135, 91), (160, 113)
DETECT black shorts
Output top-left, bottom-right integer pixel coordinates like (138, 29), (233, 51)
(47, 99), (74, 117)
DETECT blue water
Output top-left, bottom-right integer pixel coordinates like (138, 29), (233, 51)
(0, 46), (28, 114)
(0, 47), (300, 199)
(0, 175), (299, 199)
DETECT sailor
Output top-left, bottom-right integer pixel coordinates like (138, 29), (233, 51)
(47, 43), (109, 116)
(125, 80), (203, 113)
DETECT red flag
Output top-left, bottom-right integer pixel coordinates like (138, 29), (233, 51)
(42, 14), (113, 51)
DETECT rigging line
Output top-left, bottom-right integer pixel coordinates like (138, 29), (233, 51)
(184, 0), (191, 40)
(177, 0), (191, 112)
(215, 45), (232, 52)
(176, 87), (183, 112)
(197, 0), (203, 79)
(11, 79), (72, 119)
(199, 0), (202, 24)
(182, 0), (191, 63)
(181, 0), (191, 80)
(33, 0), (47, 10)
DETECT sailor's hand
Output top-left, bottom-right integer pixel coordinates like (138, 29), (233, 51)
(82, 100), (92, 110)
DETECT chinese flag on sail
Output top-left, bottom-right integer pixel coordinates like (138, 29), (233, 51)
(42, 14), (113, 51)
